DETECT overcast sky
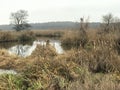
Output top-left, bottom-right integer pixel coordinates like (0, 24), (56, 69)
(0, 0), (120, 24)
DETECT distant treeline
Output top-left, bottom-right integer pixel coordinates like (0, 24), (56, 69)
(0, 21), (100, 30)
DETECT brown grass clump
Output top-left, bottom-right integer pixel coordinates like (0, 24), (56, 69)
(61, 30), (88, 50)
(0, 30), (36, 43)
(21, 53), (88, 90)
(61, 29), (120, 73)
(29, 44), (57, 59)
(0, 49), (19, 69)
(33, 29), (65, 37)
(88, 47), (120, 73)
(115, 35), (120, 54)
(0, 31), (17, 42)
(67, 73), (120, 90)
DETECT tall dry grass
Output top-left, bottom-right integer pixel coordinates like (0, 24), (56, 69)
(0, 30), (36, 42)
(0, 28), (120, 89)
(61, 30), (88, 50)
(0, 29), (66, 43)
(32, 29), (65, 37)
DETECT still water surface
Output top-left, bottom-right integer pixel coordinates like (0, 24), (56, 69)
(8, 40), (64, 57)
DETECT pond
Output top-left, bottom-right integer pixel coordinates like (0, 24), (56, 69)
(5, 39), (64, 57)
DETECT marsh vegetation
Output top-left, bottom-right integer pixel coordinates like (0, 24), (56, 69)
(0, 13), (120, 90)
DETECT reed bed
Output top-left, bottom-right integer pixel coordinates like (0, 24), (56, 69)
(0, 28), (120, 90)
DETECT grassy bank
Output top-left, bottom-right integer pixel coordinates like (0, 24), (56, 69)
(0, 29), (66, 43)
(33, 29), (65, 37)
(0, 30), (36, 43)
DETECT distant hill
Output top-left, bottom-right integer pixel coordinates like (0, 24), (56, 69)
(0, 21), (100, 30)
(0, 24), (13, 30)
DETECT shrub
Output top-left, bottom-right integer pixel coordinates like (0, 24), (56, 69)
(61, 30), (88, 50)
(18, 31), (35, 42)
(0, 32), (16, 42)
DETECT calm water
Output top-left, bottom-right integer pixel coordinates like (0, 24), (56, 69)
(8, 40), (64, 57)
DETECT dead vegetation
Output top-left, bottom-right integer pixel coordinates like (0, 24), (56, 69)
(0, 22), (120, 90)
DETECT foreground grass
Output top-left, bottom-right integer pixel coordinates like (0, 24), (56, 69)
(0, 49), (120, 89)
(0, 29), (120, 90)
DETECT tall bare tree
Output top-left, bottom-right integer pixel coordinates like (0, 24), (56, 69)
(102, 13), (113, 32)
(10, 10), (31, 31)
(79, 17), (88, 47)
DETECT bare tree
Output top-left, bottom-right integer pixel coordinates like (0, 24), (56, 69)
(79, 17), (88, 47)
(10, 10), (31, 31)
(112, 17), (120, 32)
(102, 13), (120, 33)
(80, 17), (89, 31)
(102, 13), (113, 32)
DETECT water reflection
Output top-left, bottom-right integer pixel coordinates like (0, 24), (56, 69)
(8, 40), (64, 57)
(9, 44), (36, 57)
(0, 41), (32, 49)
